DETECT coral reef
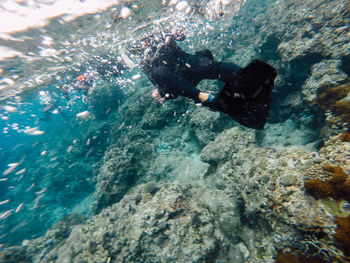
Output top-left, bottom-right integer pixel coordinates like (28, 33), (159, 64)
(200, 127), (350, 261)
(4, 128), (347, 262)
(305, 165), (349, 202)
(340, 132), (350, 142)
(1, 0), (350, 261)
(276, 250), (324, 263)
(313, 82), (350, 129)
(334, 216), (350, 256)
(91, 84), (231, 214)
(0, 214), (85, 263)
(1, 182), (267, 263)
(200, 126), (255, 165)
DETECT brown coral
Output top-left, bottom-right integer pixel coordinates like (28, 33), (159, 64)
(324, 165), (347, 185)
(314, 82), (350, 127)
(275, 251), (324, 263)
(304, 166), (350, 202)
(340, 132), (350, 142)
(305, 166), (350, 259)
(304, 179), (335, 199)
(334, 216), (350, 256)
(339, 179), (350, 201)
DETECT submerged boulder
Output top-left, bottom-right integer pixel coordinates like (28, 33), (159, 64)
(13, 182), (253, 263)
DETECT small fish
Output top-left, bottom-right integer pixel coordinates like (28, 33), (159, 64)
(185, 164), (190, 176)
(76, 111), (90, 120)
(0, 209), (14, 220)
(0, 178), (8, 182)
(118, 122), (125, 130)
(15, 203), (23, 213)
(85, 148), (93, 158)
(0, 105), (17, 112)
(24, 127), (44, 136)
(17, 174), (24, 181)
(26, 183), (35, 191)
(68, 163), (76, 169)
(32, 195), (43, 209)
(35, 187), (47, 195)
(10, 221), (27, 233)
(206, 24), (214, 31)
(0, 200), (10, 205)
(131, 74), (141, 80)
(15, 168), (26, 175)
(3, 163), (20, 176)
(67, 145), (72, 153)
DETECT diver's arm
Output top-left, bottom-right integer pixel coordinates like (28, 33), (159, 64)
(152, 88), (210, 104)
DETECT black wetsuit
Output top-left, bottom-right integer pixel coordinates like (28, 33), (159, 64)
(119, 32), (276, 129)
(140, 36), (242, 102)
(135, 34), (277, 130)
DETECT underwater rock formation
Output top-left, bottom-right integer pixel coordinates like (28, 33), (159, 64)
(1, 0), (350, 261)
(334, 216), (350, 256)
(313, 81), (350, 129)
(305, 165), (350, 202)
(2, 182), (254, 263)
(91, 85), (232, 214)
(0, 214), (85, 263)
(200, 127), (350, 261)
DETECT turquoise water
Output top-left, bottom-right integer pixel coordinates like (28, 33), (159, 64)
(0, 0), (349, 262)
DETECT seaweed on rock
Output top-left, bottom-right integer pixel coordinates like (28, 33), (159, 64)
(340, 132), (350, 142)
(305, 165), (350, 259)
(304, 165), (349, 202)
(314, 82), (350, 128)
(334, 216), (350, 256)
(275, 250), (325, 263)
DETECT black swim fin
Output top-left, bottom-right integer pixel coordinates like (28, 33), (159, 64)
(206, 60), (277, 130)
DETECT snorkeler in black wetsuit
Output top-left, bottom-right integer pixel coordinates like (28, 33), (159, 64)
(70, 31), (277, 129)
(134, 32), (277, 130)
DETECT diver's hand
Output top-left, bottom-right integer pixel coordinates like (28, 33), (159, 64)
(152, 89), (165, 104)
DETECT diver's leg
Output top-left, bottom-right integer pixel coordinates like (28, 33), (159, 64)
(152, 66), (201, 101)
(183, 54), (242, 84)
(212, 62), (242, 82)
(204, 60), (278, 130)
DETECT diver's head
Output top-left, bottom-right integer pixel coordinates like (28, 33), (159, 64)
(74, 74), (91, 91)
